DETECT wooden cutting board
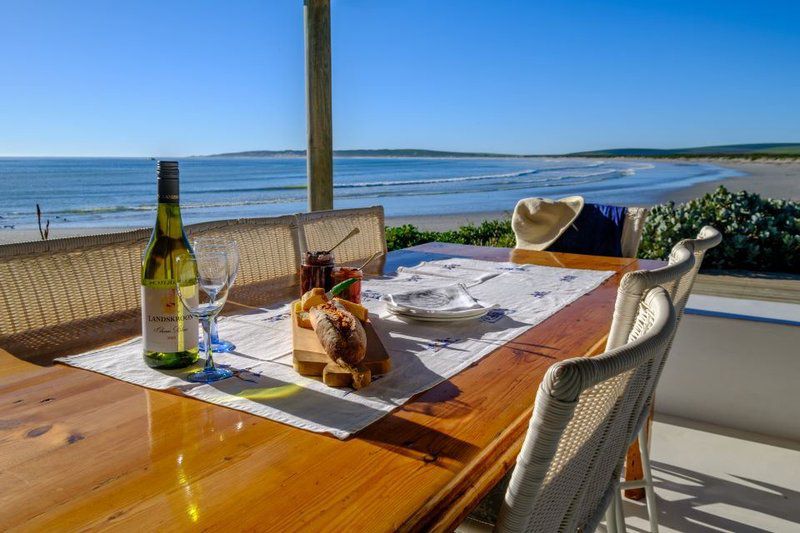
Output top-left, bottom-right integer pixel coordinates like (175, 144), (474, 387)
(291, 301), (391, 388)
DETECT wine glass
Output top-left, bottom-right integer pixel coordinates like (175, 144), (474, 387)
(175, 250), (233, 383)
(194, 238), (239, 353)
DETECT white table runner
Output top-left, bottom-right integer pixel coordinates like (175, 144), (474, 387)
(58, 258), (613, 439)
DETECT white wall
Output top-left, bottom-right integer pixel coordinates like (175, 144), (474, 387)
(655, 312), (800, 441)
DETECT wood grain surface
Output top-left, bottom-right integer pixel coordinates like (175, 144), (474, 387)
(0, 243), (661, 531)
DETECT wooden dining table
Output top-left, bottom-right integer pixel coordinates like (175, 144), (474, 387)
(0, 243), (661, 532)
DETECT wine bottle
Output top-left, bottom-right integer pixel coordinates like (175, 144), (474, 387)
(141, 160), (199, 368)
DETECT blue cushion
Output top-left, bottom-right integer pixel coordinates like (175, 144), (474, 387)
(548, 203), (627, 258)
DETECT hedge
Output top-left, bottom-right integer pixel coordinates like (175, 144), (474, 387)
(386, 219), (516, 251)
(639, 186), (799, 273)
(385, 186), (800, 274)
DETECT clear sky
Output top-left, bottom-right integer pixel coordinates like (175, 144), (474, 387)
(1, 0), (799, 156)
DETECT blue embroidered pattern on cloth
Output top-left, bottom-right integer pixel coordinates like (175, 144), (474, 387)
(480, 308), (511, 323)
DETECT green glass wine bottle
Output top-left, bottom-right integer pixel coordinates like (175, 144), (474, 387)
(141, 160), (199, 368)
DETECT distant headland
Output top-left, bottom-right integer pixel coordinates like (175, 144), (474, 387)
(203, 148), (519, 158)
(204, 143), (800, 160)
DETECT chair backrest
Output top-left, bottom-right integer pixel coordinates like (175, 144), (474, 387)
(0, 215), (302, 360)
(671, 225), (722, 321)
(296, 206), (387, 264)
(620, 207), (649, 258)
(0, 229), (153, 359)
(607, 225), (722, 349)
(496, 287), (677, 532)
(187, 216), (303, 305)
(606, 242), (695, 350)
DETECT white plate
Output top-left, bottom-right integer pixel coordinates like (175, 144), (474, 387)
(384, 283), (485, 314)
(385, 302), (495, 319)
(387, 307), (490, 322)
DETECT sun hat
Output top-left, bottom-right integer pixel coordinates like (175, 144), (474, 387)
(511, 196), (585, 251)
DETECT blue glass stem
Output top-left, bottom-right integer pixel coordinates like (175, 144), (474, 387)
(199, 315), (235, 352)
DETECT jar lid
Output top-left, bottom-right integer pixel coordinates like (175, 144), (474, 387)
(304, 250), (334, 265)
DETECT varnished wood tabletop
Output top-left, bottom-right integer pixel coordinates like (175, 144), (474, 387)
(0, 243), (661, 532)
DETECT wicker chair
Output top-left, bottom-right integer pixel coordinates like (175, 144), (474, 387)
(187, 216), (303, 306)
(606, 225), (722, 533)
(295, 206), (387, 264)
(460, 287), (677, 533)
(0, 229), (153, 361)
(0, 216), (302, 361)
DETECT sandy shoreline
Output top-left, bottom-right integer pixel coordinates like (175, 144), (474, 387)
(665, 161), (800, 203)
(2, 160), (798, 243)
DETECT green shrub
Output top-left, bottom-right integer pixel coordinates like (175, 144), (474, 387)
(385, 186), (800, 273)
(639, 186), (800, 273)
(385, 219), (516, 251)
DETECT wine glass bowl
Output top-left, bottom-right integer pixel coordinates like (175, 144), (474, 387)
(193, 238), (240, 353)
(175, 251), (233, 383)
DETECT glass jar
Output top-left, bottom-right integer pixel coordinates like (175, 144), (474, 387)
(331, 266), (363, 303)
(301, 251), (335, 295)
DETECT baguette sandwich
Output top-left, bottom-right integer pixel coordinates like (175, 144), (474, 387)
(309, 301), (367, 370)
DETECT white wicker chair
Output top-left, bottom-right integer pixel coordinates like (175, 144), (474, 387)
(0, 216), (302, 361)
(460, 287), (677, 533)
(606, 225), (722, 533)
(187, 216), (303, 306)
(295, 206), (387, 264)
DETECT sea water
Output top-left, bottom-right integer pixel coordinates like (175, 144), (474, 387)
(0, 157), (741, 229)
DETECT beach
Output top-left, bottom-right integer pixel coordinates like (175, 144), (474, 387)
(386, 159), (800, 231)
(663, 160), (800, 203)
(1, 159), (798, 243)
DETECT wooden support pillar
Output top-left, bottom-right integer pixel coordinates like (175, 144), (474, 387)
(304, 0), (333, 211)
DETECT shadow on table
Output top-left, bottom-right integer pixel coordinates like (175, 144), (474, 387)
(194, 369), (481, 468)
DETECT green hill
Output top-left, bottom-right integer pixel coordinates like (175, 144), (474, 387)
(568, 143), (800, 157)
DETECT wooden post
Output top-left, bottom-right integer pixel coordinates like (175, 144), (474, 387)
(304, 0), (333, 211)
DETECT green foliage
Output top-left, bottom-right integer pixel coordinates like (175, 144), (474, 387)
(639, 186), (800, 273)
(386, 186), (800, 274)
(385, 219), (516, 251)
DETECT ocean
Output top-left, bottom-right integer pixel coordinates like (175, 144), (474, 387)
(0, 157), (742, 230)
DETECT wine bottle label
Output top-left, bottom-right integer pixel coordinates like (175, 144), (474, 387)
(141, 286), (198, 353)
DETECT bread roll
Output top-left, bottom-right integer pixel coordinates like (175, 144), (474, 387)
(309, 302), (367, 369)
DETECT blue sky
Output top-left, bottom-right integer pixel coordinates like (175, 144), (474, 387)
(1, 0), (799, 156)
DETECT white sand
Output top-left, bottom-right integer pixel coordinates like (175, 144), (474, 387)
(1, 160), (797, 243)
(668, 161), (800, 203)
(0, 227), (131, 245)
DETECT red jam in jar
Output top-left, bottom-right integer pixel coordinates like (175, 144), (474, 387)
(331, 267), (363, 304)
(301, 251), (335, 295)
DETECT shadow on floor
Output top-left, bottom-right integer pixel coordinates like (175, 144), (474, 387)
(600, 460), (799, 532)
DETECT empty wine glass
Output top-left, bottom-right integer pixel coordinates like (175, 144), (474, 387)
(175, 250), (233, 383)
(194, 238), (239, 353)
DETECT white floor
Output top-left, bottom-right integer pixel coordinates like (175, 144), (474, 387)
(605, 415), (800, 532)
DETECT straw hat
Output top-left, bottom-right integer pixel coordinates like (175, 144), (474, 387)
(511, 196), (585, 251)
